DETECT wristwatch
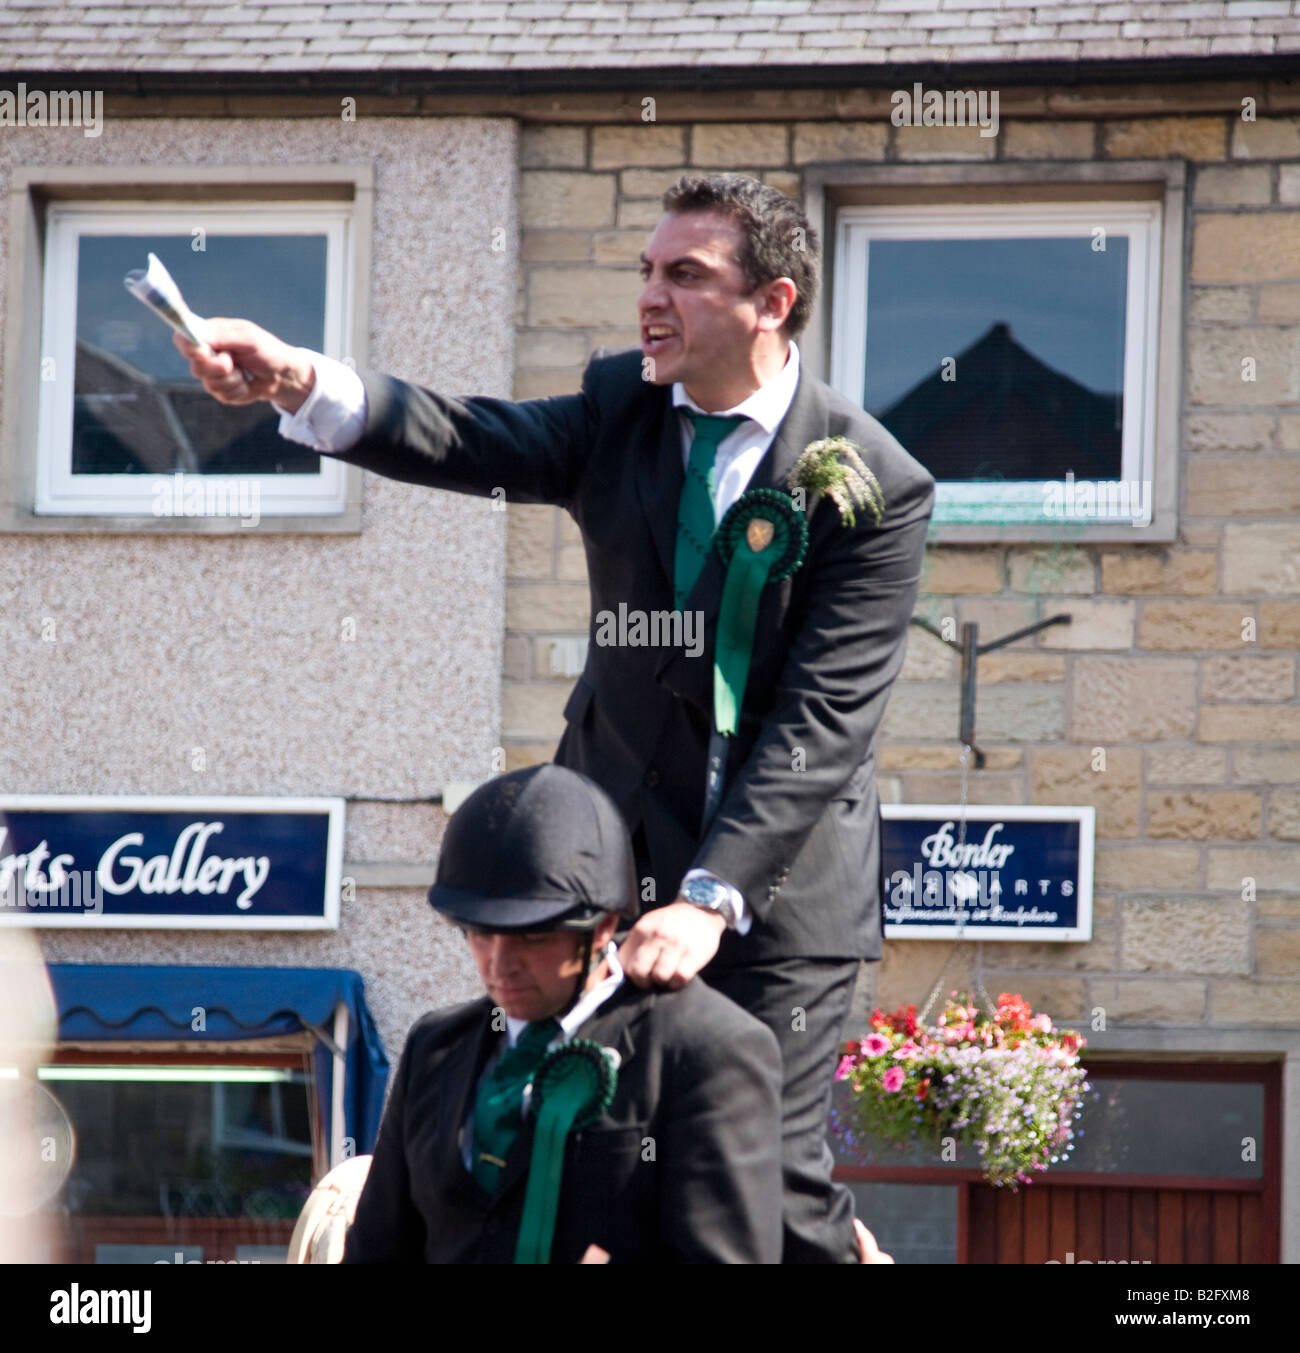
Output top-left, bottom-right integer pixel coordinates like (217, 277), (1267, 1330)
(680, 874), (739, 930)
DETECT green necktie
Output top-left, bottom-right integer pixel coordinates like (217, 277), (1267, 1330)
(471, 1017), (560, 1194)
(675, 411), (747, 609)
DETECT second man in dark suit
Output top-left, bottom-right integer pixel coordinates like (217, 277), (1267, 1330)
(342, 764), (784, 1264)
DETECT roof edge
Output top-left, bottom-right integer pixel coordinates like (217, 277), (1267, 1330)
(2, 54), (1297, 102)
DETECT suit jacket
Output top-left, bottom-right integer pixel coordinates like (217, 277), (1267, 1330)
(337, 349), (935, 966)
(340, 979), (783, 1263)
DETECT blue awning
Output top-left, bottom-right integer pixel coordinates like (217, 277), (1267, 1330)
(46, 964), (389, 1159)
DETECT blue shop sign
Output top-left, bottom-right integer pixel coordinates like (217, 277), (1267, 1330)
(881, 805), (1094, 942)
(0, 796), (343, 930)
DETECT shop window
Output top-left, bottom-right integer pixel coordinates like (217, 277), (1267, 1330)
(831, 1060), (1280, 1265)
(38, 1052), (317, 1264)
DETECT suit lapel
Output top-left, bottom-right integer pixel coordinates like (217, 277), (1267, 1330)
(440, 1000), (498, 1198)
(634, 396), (684, 596)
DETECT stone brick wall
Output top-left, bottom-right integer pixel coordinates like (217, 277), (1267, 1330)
(504, 91), (1300, 1035)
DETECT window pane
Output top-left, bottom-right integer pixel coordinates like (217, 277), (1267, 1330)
(845, 1181), (958, 1264)
(832, 1073), (1265, 1181)
(1067, 1076), (1264, 1179)
(46, 1068), (314, 1221)
(863, 236), (1128, 483)
(72, 234), (327, 476)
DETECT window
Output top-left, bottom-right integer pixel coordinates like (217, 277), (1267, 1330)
(806, 163), (1185, 543)
(2, 166), (370, 533)
(834, 202), (1160, 529)
(37, 1053), (317, 1264)
(38, 204), (352, 518)
(830, 1058), (1281, 1264)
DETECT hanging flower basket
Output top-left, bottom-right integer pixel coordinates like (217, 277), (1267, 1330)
(833, 992), (1090, 1189)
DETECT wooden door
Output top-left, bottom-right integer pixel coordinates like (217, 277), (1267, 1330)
(966, 1180), (1273, 1264)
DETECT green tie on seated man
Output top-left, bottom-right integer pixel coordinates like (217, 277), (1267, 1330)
(470, 1016), (559, 1194)
(342, 763), (787, 1264)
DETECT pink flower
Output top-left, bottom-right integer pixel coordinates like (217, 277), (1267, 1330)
(881, 1066), (905, 1093)
(863, 1033), (891, 1056)
(1033, 1013), (1053, 1033)
(835, 1055), (856, 1081)
(894, 1040), (921, 1059)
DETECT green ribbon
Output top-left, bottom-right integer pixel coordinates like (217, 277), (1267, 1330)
(514, 1041), (616, 1265)
(712, 490), (808, 739)
(714, 536), (782, 737)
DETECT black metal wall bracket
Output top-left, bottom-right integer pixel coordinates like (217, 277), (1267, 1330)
(907, 614), (1072, 769)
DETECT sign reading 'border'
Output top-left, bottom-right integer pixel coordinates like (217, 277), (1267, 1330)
(881, 804), (1094, 942)
(0, 796), (344, 930)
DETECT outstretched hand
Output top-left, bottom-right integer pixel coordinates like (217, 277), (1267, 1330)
(173, 318), (316, 413)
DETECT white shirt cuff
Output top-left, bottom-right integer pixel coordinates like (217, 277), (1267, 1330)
(682, 868), (751, 935)
(272, 349), (368, 454)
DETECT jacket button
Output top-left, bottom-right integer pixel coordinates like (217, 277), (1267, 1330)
(645, 768), (661, 788)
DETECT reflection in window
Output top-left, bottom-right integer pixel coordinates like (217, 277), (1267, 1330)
(42, 1066), (314, 1222)
(1066, 1077), (1263, 1180)
(37, 202), (354, 517)
(72, 234), (326, 477)
(831, 201), (1163, 527)
(863, 237), (1127, 484)
(830, 1072), (1264, 1181)
(846, 1181), (957, 1264)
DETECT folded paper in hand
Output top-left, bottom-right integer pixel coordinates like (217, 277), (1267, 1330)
(123, 252), (213, 355)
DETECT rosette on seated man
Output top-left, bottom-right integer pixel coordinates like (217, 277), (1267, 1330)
(514, 1039), (619, 1265)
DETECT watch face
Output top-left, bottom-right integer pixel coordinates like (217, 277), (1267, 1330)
(686, 878), (732, 925)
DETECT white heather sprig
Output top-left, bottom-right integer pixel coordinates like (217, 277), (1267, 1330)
(787, 436), (885, 528)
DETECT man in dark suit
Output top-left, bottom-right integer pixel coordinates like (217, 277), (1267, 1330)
(179, 172), (933, 1263)
(342, 763), (784, 1264)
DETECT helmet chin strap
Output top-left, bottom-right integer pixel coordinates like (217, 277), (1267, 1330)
(553, 934), (624, 1042)
(561, 930), (594, 1017)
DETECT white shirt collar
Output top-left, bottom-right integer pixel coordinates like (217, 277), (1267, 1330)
(671, 340), (800, 435)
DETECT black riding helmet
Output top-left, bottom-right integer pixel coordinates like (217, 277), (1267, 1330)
(428, 763), (637, 934)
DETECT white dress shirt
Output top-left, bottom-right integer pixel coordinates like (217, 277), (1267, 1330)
(272, 344), (804, 934)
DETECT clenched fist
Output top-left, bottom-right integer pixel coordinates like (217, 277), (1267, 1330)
(173, 318), (316, 413)
(617, 899), (726, 991)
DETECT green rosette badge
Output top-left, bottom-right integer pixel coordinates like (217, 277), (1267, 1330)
(514, 1040), (618, 1265)
(712, 487), (809, 740)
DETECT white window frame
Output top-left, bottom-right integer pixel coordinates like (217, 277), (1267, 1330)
(36, 201), (355, 517)
(831, 200), (1164, 531)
